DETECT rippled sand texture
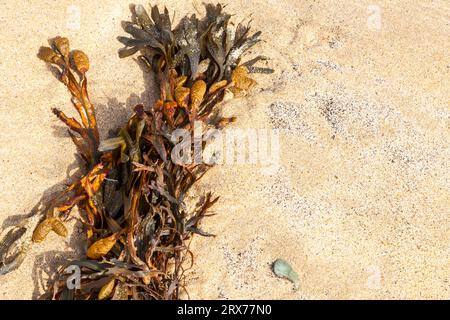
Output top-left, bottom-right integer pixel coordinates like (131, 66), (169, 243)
(0, 0), (448, 299)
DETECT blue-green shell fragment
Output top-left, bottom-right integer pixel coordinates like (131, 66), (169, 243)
(272, 258), (299, 285)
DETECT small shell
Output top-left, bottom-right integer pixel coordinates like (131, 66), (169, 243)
(86, 233), (118, 259)
(49, 217), (68, 238)
(98, 278), (115, 300)
(272, 259), (299, 284)
(32, 219), (53, 243)
(53, 37), (70, 58)
(208, 80), (228, 94)
(174, 86), (190, 108)
(190, 80), (207, 111)
(72, 50), (90, 73)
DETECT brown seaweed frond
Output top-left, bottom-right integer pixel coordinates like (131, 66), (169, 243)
(38, 37), (100, 167)
(0, 3), (272, 300)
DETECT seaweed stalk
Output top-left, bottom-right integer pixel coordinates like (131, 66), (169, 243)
(0, 3), (272, 300)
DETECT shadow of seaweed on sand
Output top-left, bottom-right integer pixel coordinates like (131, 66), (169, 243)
(31, 244), (82, 299)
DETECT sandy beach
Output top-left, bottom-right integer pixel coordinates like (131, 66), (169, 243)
(0, 0), (448, 299)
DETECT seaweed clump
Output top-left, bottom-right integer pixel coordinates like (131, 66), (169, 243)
(0, 3), (272, 299)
